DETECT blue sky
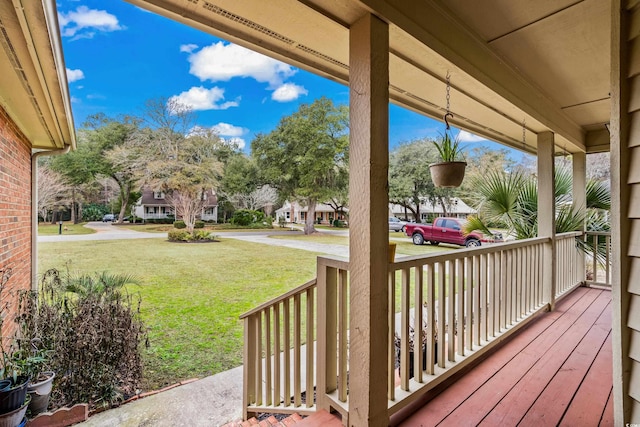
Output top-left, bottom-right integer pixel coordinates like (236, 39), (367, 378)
(57, 0), (514, 157)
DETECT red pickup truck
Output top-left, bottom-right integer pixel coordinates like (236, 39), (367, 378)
(404, 217), (484, 248)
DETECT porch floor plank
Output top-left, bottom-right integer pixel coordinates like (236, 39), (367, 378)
(558, 332), (613, 426)
(398, 287), (613, 427)
(479, 292), (611, 427)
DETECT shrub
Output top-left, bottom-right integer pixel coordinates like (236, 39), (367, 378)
(333, 219), (344, 228)
(194, 220), (205, 229)
(192, 230), (216, 241)
(82, 204), (110, 222)
(16, 269), (147, 410)
(173, 220), (186, 229)
(231, 210), (255, 226)
(168, 230), (190, 241)
(278, 217), (287, 228)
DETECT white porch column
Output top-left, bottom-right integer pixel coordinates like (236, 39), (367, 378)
(538, 132), (556, 309)
(348, 13), (389, 427)
(572, 152), (587, 281)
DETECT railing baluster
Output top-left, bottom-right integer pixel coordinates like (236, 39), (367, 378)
(388, 269), (396, 400)
(606, 234), (611, 284)
(426, 263), (436, 374)
(283, 299), (290, 407)
(273, 304), (280, 407)
(338, 270), (348, 402)
(447, 260), (456, 362)
(473, 256), (480, 347)
(293, 293), (301, 407)
(480, 254), (487, 342)
(499, 250), (506, 331)
(466, 256), (473, 351)
(437, 261), (446, 368)
(265, 309), (272, 406)
(415, 266), (424, 383)
(401, 267), (411, 390)
(256, 314), (263, 406)
(491, 252), (499, 337)
(456, 259), (465, 356)
(306, 289), (314, 408)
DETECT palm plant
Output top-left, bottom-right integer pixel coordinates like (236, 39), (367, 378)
(463, 166), (610, 263)
(63, 271), (140, 301)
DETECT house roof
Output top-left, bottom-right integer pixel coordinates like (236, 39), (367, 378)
(276, 201), (346, 214)
(0, 0), (75, 150)
(138, 188), (218, 207)
(389, 198), (476, 216)
(128, 0), (609, 154)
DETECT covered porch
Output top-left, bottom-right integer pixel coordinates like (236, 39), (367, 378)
(128, 0), (629, 425)
(240, 231), (612, 425)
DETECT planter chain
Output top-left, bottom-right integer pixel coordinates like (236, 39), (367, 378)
(522, 118), (526, 150)
(444, 72), (453, 130)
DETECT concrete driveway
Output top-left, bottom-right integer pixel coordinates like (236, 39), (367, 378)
(38, 222), (353, 258)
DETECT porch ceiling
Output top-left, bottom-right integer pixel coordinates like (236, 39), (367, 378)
(128, 0), (611, 154)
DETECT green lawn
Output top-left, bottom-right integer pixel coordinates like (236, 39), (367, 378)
(38, 238), (319, 390)
(38, 222), (95, 235)
(268, 233), (457, 257)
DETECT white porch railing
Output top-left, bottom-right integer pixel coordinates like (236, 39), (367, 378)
(240, 279), (319, 419)
(584, 231), (612, 287)
(241, 234), (592, 422)
(555, 232), (585, 297)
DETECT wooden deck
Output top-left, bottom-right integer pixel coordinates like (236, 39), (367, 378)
(398, 286), (613, 427)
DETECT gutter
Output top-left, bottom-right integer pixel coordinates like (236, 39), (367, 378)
(31, 144), (71, 291)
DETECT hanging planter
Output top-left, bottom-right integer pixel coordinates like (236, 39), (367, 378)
(430, 124), (466, 188)
(429, 74), (466, 188)
(429, 161), (467, 188)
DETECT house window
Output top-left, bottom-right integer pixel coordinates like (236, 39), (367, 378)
(154, 192), (165, 199)
(285, 212), (290, 220)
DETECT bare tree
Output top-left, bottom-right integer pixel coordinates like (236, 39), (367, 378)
(167, 191), (210, 232)
(37, 166), (70, 222)
(230, 185), (278, 211)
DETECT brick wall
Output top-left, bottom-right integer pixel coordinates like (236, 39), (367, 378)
(0, 105), (32, 339)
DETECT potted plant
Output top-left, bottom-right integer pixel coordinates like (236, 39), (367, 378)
(394, 308), (438, 379)
(429, 132), (466, 188)
(11, 343), (54, 416)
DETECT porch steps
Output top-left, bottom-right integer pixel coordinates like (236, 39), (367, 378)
(222, 410), (341, 427)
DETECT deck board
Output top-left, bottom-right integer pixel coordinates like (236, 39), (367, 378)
(398, 287), (613, 427)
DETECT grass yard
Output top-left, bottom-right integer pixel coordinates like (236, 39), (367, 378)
(269, 232), (458, 257)
(38, 222), (95, 235)
(38, 238), (319, 390)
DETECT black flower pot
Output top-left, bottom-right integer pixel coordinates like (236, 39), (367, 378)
(398, 343), (438, 379)
(0, 377), (29, 415)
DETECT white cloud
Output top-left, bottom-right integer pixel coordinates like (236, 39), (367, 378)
(169, 86), (239, 111)
(223, 137), (246, 150)
(66, 68), (84, 82)
(457, 130), (487, 143)
(187, 42), (296, 87)
(180, 44), (198, 53)
(271, 83), (308, 102)
(58, 6), (123, 39)
(212, 122), (247, 137)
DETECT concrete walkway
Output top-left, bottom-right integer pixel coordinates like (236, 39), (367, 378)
(78, 366), (244, 427)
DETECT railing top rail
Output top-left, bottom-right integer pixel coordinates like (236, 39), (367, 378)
(391, 236), (550, 269)
(556, 231), (584, 238)
(239, 278), (317, 319)
(317, 255), (350, 270)
(585, 231), (612, 237)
